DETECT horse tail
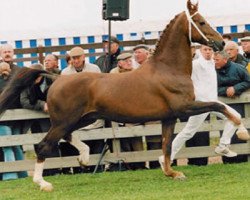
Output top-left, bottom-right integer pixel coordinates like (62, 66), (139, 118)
(0, 67), (52, 115)
(40, 72), (58, 81)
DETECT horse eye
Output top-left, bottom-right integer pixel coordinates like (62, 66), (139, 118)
(199, 22), (206, 26)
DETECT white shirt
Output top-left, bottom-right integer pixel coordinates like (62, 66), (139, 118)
(61, 63), (101, 75)
(191, 56), (217, 101)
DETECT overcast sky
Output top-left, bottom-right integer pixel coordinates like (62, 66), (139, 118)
(0, 0), (249, 41)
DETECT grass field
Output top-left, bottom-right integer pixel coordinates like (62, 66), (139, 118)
(0, 162), (249, 200)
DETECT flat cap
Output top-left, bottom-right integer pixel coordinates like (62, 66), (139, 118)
(103, 36), (120, 44)
(133, 44), (149, 51)
(69, 46), (85, 57)
(117, 53), (132, 61)
(241, 36), (250, 42)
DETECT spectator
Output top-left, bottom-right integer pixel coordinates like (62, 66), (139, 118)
(44, 54), (61, 87)
(61, 46), (105, 173)
(214, 50), (250, 164)
(133, 44), (162, 169)
(0, 44), (28, 180)
(95, 36), (121, 73)
(133, 44), (150, 66)
(109, 52), (145, 171)
(20, 64), (61, 176)
(224, 41), (248, 67)
(240, 36), (250, 72)
(44, 54), (60, 74)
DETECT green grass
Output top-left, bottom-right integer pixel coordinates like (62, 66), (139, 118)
(0, 162), (249, 200)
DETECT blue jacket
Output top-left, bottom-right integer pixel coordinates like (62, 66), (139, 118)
(217, 61), (250, 96)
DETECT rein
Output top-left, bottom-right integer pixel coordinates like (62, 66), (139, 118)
(185, 10), (209, 43)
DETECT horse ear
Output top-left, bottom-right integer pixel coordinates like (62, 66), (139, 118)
(187, 0), (199, 14)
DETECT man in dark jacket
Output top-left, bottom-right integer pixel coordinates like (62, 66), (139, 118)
(214, 50), (250, 164)
(94, 36), (121, 73)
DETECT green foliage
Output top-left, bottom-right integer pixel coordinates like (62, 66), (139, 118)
(0, 162), (249, 200)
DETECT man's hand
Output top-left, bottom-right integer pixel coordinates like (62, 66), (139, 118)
(226, 86), (235, 98)
(44, 103), (49, 113)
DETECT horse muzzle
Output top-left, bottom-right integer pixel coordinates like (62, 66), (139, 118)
(207, 40), (225, 52)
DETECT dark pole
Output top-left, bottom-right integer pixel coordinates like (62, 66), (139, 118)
(107, 19), (111, 70)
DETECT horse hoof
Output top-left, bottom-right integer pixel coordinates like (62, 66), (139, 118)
(77, 156), (89, 166)
(173, 173), (186, 181)
(40, 183), (53, 192)
(78, 145), (90, 166)
(236, 129), (250, 141)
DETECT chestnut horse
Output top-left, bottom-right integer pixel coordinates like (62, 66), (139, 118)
(0, 0), (247, 191)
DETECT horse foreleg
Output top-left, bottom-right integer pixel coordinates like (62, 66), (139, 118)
(180, 100), (243, 126)
(33, 159), (53, 192)
(161, 119), (186, 180)
(221, 102), (250, 140)
(69, 134), (90, 166)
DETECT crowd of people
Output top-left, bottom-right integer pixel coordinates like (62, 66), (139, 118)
(0, 34), (250, 180)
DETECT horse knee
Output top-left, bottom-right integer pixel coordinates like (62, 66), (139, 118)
(36, 141), (58, 160)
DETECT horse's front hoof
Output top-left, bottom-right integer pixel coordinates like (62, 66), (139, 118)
(236, 128), (250, 141)
(40, 182), (53, 192)
(164, 170), (186, 180)
(78, 145), (90, 166)
(77, 153), (89, 166)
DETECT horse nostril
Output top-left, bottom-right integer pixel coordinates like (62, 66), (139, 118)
(222, 41), (225, 46)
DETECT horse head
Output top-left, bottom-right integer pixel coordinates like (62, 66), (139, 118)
(186, 0), (224, 51)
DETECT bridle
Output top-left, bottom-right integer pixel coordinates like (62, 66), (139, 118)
(185, 10), (209, 44)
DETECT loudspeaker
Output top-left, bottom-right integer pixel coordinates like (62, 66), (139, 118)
(102, 0), (129, 21)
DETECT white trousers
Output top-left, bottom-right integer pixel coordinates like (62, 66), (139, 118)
(171, 101), (241, 161)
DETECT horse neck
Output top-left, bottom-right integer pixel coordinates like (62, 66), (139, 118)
(153, 12), (192, 74)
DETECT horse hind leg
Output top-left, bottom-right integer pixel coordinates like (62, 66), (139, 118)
(33, 126), (71, 192)
(161, 120), (186, 180)
(64, 134), (90, 166)
(33, 136), (58, 192)
(33, 159), (53, 192)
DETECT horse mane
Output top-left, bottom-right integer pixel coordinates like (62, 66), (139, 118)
(0, 68), (49, 114)
(153, 13), (183, 57)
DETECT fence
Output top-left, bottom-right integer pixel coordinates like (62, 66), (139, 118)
(0, 91), (250, 173)
(12, 31), (250, 68)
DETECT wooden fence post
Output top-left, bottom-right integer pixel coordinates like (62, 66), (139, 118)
(38, 45), (44, 64)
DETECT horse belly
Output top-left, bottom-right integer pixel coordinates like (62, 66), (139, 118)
(96, 95), (170, 123)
